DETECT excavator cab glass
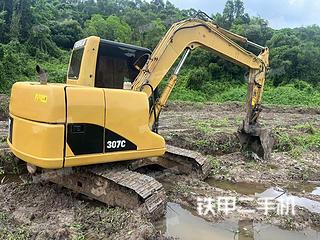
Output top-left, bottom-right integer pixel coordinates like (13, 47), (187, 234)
(94, 40), (151, 89)
(68, 47), (84, 80)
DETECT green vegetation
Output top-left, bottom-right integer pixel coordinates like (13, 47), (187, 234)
(275, 123), (320, 157)
(0, 153), (24, 174)
(208, 157), (221, 175)
(70, 206), (131, 239)
(195, 118), (230, 133)
(0, 210), (30, 240)
(0, 0), (320, 106)
(170, 74), (320, 106)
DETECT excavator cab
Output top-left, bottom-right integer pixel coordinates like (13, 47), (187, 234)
(67, 37), (151, 89)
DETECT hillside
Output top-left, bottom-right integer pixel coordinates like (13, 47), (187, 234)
(1, 0), (320, 105)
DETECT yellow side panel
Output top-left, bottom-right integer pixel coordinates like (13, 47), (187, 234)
(10, 82), (66, 123)
(66, 87), (104, 126)
(9, 115), (64, 169)
(63, 88), (166, 167)
(66, 87), (105, 157)
(104, 89), (165, 150)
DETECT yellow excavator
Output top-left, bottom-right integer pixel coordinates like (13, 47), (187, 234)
(7, 14), (273, 215)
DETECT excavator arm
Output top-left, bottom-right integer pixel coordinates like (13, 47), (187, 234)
(132, 18), (273, 159)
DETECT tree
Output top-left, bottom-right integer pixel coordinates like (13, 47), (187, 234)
(0, 11), (6, 30)
(27, 24), (59, 56)
(123, 8), (148, 45)
(234, 0), (244, 19)
(104, 15), (132, 43)
(1, 0), (320, 95)
(83, 14), (132, 43)
(142, 18), (166, 49)
(83, 14), (107, 37)
(9, 0), (34, 42)
(0, 0), (13, 43)
(187, 67), (212, 91)
(223, 0), (235, 28)
(150, 0), (165, 12)
(219, 0), (246, 28)
(51, 19), (82, 49)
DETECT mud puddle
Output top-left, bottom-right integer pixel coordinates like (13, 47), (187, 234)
(206, 179), (268, 195)
(312, 188), (320, 196)
(156, 202), (320, 240)
(258, 187), (320, 214)
(206, 179), (320, 213)
(206, 178), (319, 196)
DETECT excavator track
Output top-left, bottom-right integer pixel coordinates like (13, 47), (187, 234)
(44, 163), (166, 217)
(165, 145), (211, 180)
(130, 145), (211, 180)
(37, 145), (211, 217)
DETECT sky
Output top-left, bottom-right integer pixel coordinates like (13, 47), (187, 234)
(169, 0), (320, 29)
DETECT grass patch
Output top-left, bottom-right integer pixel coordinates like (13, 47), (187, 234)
(170, 74), (320, 107)
(275, 123), (320, 157)
(0, 101), (9, 118)
(0, 210), (30, 240)
(194, 118), (230, 134)
(71, 206), (131, 239)
(0, 152), (24, 174)
(208, 157), (221, 175)
(70, 223), (86, 240)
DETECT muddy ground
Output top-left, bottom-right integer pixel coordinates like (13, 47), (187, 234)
(0, 101), (319, 239)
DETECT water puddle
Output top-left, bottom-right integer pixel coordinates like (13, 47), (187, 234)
(206, 179), (320, 213)
(155, 202), (320, 240)
(258, 187), (320, 214)
(287, 183), (319, 194)
(205, 179), (268, 195)
(312, 187), (320, 196)
(206, 178), (319, 196)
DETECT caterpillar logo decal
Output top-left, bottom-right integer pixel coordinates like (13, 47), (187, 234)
(34, 93), (48, 103)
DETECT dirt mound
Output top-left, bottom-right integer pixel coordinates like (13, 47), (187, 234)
(0, 181), (163, 239)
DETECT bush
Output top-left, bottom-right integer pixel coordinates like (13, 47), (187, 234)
(170, 69), (320, 107)
(0, 42), (69, 94)
(187, 67), (212, 91)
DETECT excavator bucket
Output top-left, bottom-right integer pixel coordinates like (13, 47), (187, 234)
(238, 125), (274, 160)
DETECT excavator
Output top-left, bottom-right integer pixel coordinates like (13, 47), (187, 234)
(6, 14), (273, 216)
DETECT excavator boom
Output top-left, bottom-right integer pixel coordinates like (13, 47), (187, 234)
(132, 18), (266, 94)
(131, 18), (272, 159)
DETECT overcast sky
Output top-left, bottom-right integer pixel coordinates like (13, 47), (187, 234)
(169, 0), (320, 29)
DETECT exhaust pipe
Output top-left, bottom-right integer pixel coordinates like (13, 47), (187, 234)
(36, 65), (48, 85)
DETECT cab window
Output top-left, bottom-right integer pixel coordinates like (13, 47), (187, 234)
(95, 41), (150, 89)
(68, 48), (84, 80)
